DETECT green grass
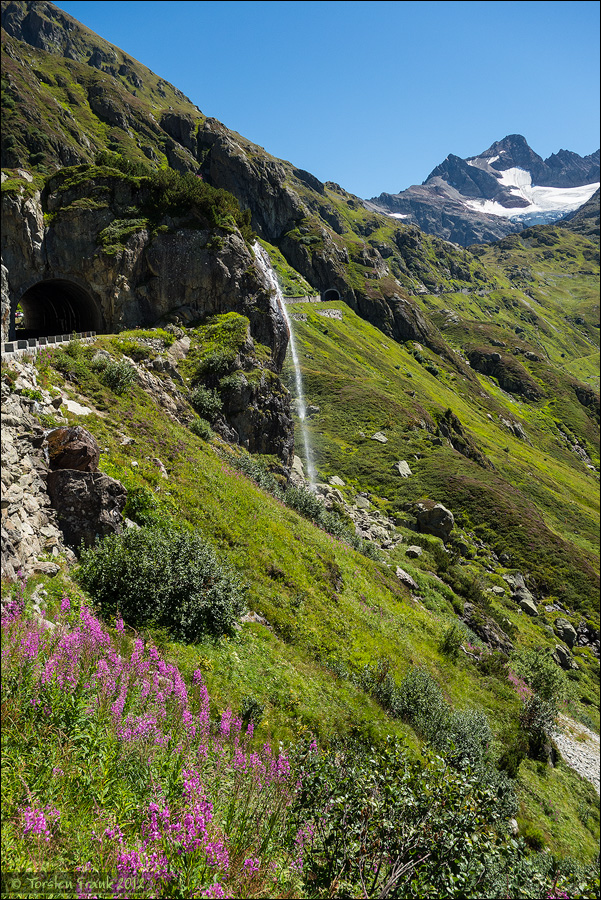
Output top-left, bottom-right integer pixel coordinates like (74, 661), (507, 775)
(23, 324), (599, 864)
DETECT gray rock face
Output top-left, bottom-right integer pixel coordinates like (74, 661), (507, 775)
(415, 500), (454, 542)
(1, 183), (288, 370)
(518, 596), (539, 617)
(46, 469), (127, 550)
(503, 571), (538, 615)
(217, 370), (294, 466)
(393, 460), (412, 477)
(1, 361), (76, 580)
(554, 617), (577, 648)
(462, 603), (514, 653)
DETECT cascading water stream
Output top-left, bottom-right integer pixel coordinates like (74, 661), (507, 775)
(253, 242), (317, 488)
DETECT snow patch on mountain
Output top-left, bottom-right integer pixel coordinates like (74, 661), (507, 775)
(464, 171), (599, 223)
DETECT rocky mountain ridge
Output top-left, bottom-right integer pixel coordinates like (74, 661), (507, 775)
(367, 135), (600, 245)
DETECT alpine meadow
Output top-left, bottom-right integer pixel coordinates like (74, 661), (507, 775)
(1, 2), (600, 898)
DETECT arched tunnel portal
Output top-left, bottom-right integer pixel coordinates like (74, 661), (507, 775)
(322, 288), (340, 302)
(13, 279), (103, 340)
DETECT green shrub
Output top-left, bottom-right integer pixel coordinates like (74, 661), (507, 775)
(94, 149), (151, 177)
(123, 485), (160, 526)
(478, 650), (508, 680)
(196, 349), (236, 384)
(520, 821), (546, 851)
(143, 169), (255, 244)
(189, 384), (223, 421)
(397, 666), (448, 739)
(497, 730), (528, 778)
(293, 737), (513, 900)
(76, 525), (246, 640)
(439, 623), (462, 659)
(520, 694), (558, 759)
(435, 708), (493, 769)
(112, 337), (155, 361)
(101, 359), (137, 395)
(511, 647), (569, 704)
(240, 696), (265, 727)
(189, 416), (214, 441)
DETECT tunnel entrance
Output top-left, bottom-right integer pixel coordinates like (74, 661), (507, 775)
(13, 279), (103, 340)
(322, 289), (340, 302)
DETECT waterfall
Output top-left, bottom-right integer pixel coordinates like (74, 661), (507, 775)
(253, 242), (317, 488)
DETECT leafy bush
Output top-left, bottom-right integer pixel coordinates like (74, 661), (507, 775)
(101, 359), (137, 395)
(497, 729), (528, 778)
(520, 694), (558, 759)
(123, 484), (160, 526)
(94, 149), (151, 177)
(76, 526), (246, 640)
(293, 737), (512, 899)
(439, 623), (462, 659)
(436, 708), (493, 769)
(478, 650), (508, 680)
(189, 384), (223, 421)
(143, 169), (255, 244)
(195, 349), (237, 385)
(189, 416), (214, 441)
(396, 666), (449, 739)
(511, 647), (569, 704)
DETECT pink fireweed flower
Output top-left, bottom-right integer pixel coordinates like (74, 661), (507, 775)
(220, 708), (232, 737)
(115, 616), (125, 634)
(60, 596), (71, 614)
(21, 804), (60, 842)
(201, 885), (226, 899)
(111, 682), (128, 721)
(20, 629), (41, 661)
(243, 857), (261, 875)
(192, 668), (204, 685)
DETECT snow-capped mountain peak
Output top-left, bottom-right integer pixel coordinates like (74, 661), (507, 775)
(366, 135), (600, 245)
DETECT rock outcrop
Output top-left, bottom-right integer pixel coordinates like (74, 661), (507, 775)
(1, 178), (289, 371)
(1, 360), (75, 579)
(46, 469), (127, 550)
(217, 370), (294, 466)
(47, 425), (100, 471)
(415, 500), (454, 542)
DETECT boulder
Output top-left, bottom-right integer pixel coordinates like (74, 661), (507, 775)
(291, 456), (305, 481)
(371, 432), (388, 443)
(406, 545), (423, 558)
(329, 475), (345, 487)
(518, 595), (538, 617)
(395, 567), (418, 591)
(415, 500), (454, 542)
(47, 426), (100, 472)
(554, 617), (577, 648)
(552, 644), (577, 670)
(47, 469), (127, 550)
(393, 460), (413, 477)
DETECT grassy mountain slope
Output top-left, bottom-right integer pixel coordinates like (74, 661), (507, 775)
(1, 0), (600, 890)
(3, 324), (598, 866)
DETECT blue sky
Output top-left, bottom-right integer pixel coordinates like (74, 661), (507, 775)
(54, 1), (600, 198)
